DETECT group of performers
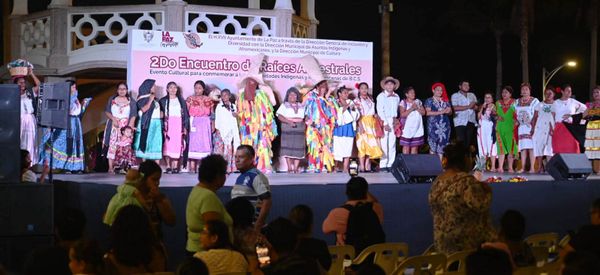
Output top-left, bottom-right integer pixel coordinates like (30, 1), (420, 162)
(15, 66), (600, 175)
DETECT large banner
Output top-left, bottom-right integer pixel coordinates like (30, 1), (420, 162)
(127, 30), (373, 100)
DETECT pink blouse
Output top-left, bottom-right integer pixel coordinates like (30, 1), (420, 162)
(186, 95), (213, 117)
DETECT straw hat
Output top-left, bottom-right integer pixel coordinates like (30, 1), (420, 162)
(380, 76), (400, 91)
(299, 55), (339, 90)
(237, 53), (276, 105)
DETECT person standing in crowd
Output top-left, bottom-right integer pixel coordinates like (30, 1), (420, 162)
(515, 83), (539, 173)
(376, 76), (400, 171)
(429, 142), (495, 255)
(232, 145), (272, 231)
(237, 76), (278, 173)
(215, 89), (240, 173)
(553, 84), (587, 154)
(159, 82), (190, 174)
(477, 92), (497, 171)
(531, 87), (556, 173)
(276, 87), (306, 173)
(103, 83), (137, 174)
(399, 87), (425, 154)
(424, 82), (452, 160)
(584, 86), (600, 174)
(451, 81), (478, 152)
(186, 80), (213, 173)
(134, 79), (163, 162)
(354, 82), (383, 172)
(333, 86), (361, 172)
(304, 80), (337, 173)
(39, 80), (90, 173)
(15, 67), (41, 164)
(496, 86), (517, 173)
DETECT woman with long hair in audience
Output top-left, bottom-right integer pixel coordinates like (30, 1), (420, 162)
(137, 160), (176, 239)
(495, 86), (518, 173)
(159, 81), (190, 173)
(553, 84), (587, 154)
(186, 80), (213, 173)
(515, 83), (539, 173)
(193, 219), (248, 274)
(68, 239), (104, 275)
(399, 87), (425, 154)
(584, 86), (600, 174)
(133, 79), (163, 163)
(477, 92), (497, 171)
(103, 82), (137, 174)
(226, 197), (260, 272)
(354, 82), (383, 172)
(276, 87), (306, 173)
(425, 82), (452, 160)
(531, 86), (556, 173)
(289, 204), (332, 271)
(429, 142), (495, 255)
(215, 89), (241, 173)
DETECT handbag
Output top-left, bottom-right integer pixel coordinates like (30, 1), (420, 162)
(374, 117), (385, 138)
(393, 118), (403, 138)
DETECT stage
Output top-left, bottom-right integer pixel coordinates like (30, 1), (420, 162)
(51, 171), (600, 270)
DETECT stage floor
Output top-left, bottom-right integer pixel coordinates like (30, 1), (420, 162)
(52, 171), (600, 187)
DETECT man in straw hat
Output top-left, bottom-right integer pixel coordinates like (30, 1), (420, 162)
(376, 76), (400, 171)
(301, 55), (338, 173)
(236, 54), (278, 173)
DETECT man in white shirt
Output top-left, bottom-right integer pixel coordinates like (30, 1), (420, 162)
(451, 81), (478, 151)
(376, 77), (400, 171)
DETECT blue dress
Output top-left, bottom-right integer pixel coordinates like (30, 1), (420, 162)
(424, 97), (451, 154)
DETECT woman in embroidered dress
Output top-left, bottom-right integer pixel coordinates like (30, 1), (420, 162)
(477, 93), (497, 171)
(39, 80), (91, 172)
(531, 87), (556, 173)
(496, 86), (518, 173)
(103, 83), (137, 173)
(333, 86), (360, 173)
(133, 79), (163, 163)
(276, 87), (306, 173)
(159, 82), (190, 174)
(515, 83), (539, 173)
(114, 126), (136, 171)
(15, 67), (41, 164)
(304, 80), (337, 173)
(425, 82), (452, 160)
(399, 87), (425, 154)
(354, 82), (382, 172)
(553, 84), (587, 154)
(186, 80), (213, 173)
(584, 86), (600, 174)
(215, 89), (240, 173)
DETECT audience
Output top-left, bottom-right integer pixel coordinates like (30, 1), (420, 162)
(68, 239), (104, 275)
(497, 209), (536, 267)
(138, 160), (177, 239)
(562, 251), (600, 275)
(23, 246), (71, 275)
(429, 142), (496, 255)
(105, 205), (167, 274)
(176, 257), (209, 275)
(193, 219), (248, 274)
(465, 247), (513, 275)
(561, 198), (600, 260)
(20, 149), (48, 183)
(186, 154), (233, 254)
(55, 207), (87, 250)
(226, 197), (260, 271)
(289, 204), (332, 271)
(103, 168), (145, 226)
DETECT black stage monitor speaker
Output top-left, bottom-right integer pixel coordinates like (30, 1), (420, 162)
(0, 184), (54, 236)
(391, 154), (443, 183)
(39, 82), (70, 129)
(0, 85), (21, 184)
(546, 153), (592, 181)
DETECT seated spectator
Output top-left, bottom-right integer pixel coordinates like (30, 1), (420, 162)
(194, 219), (248, 274)
(55, 207), (87, 250)
(186, 154), (233, 254)
(322, 176), (385, 253)
(561, 198), (600, 260)
(23, 246), (70, 275)
(137, 160), (176, 239)
(261, 217), (321, 275)
(429, 142), (496, 255)
(105, 205), (166, 274)
(289, 204), (332, 271)
(20, 149), (48, 183)
(497, 210), (536, 267)
(466, 247), (513, 275)
(176, 257), (209, 275)
(226, 197), (260, 271)
(68, 239), (104, 274)
(103, 169), (144, 226)
(562, 251), (600, 275)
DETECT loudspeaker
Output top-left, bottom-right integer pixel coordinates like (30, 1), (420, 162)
(0, 85), (21, 184)
(391, 154), (443, 183)
(0, 235), (55, 273)
(546, 153), (592, 180)
(0, 184), (54, 236)
(39, 82), (70, 129)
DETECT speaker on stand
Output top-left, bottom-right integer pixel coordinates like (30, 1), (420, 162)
(0, 85), (21, 184)
(546, 153), (592, 180)
(390, 154), (443, 183)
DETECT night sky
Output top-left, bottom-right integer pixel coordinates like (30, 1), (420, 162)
(12, 0), (597, 101)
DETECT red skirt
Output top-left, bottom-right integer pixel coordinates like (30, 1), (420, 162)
(552, 122), (580, 154)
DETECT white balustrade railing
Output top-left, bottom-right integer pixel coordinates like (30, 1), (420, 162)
(185, 5), (278, 36)
(19, 12), (52, 67)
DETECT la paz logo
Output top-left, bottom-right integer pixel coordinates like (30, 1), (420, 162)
(183, 32), (203, 49)
(143, 31), (154, 43)
(160, 31), (178, 48)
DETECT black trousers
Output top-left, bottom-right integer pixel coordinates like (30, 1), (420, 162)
(455, 122), (476, 150)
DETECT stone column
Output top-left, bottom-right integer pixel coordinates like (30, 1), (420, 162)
(48, 0), (72, 9)
(11, 0), (28, 15)
(162, 0), (187, 32)
(47, 8), (69, 69)
(306, 0), (318, 38)
(274, 0), (294, 11)
(274, 0), (293, 37)
(9, 15), (22, 60)
(248, 0), (260, 9)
